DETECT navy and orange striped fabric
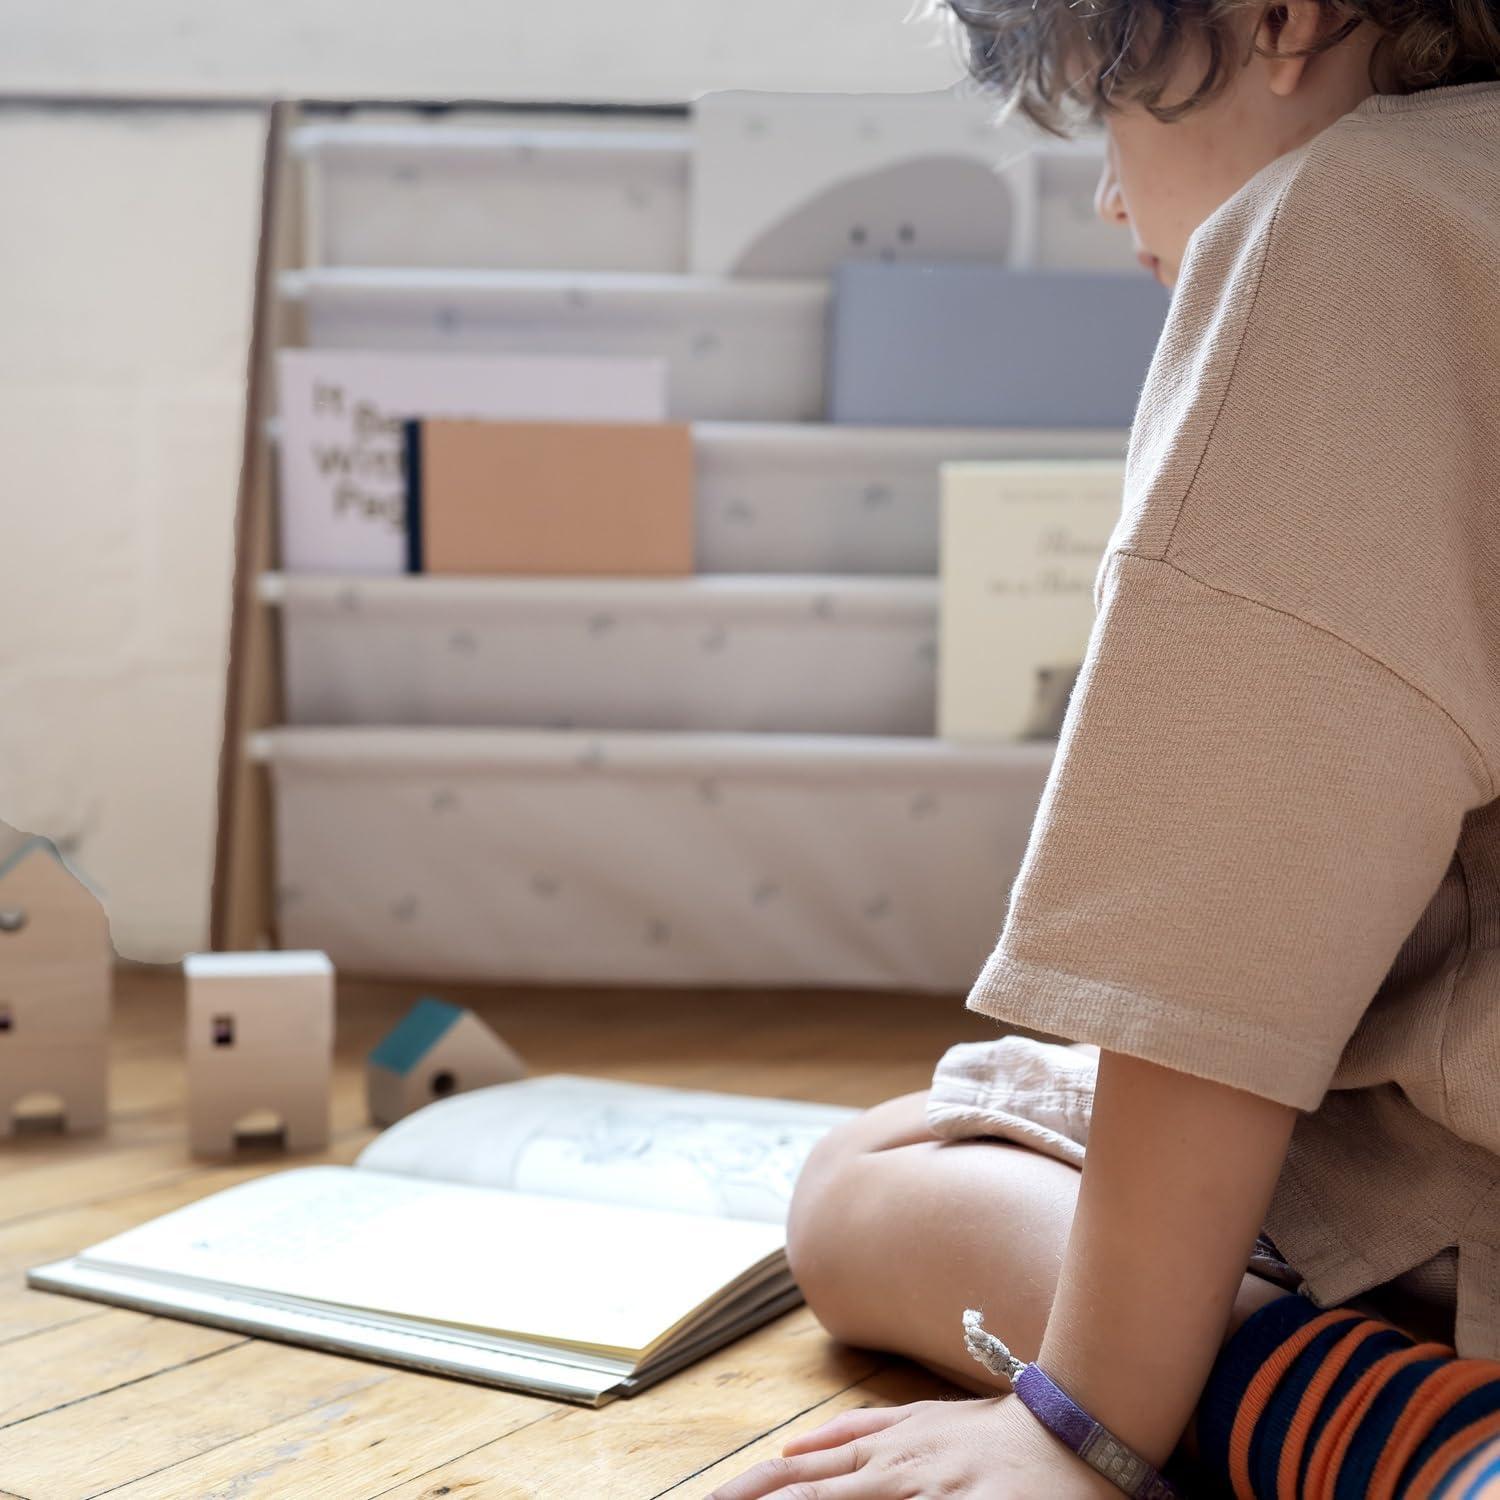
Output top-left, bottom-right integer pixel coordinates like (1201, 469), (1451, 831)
(1193, 1292), (1500, 1499)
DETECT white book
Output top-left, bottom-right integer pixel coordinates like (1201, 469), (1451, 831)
(939, 460), (1126, 742)
(29, 1074), (857, 1406)
(275, 350), (668, 575)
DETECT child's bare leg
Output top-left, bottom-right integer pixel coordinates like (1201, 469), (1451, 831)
(786, 1092), (1500, 1494)
(787, 1088), (1294, 1397)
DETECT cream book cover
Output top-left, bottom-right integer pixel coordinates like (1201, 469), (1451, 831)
(939, 460), (1126, 742)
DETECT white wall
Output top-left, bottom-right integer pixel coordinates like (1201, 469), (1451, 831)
(0, 0), (965, 102)
(0, 108), (266, 959)
(0, 3), (970, 959)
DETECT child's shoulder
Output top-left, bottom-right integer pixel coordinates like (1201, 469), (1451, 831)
(1185, 91), (1500, 307)
(1119, 90), (1500, 662)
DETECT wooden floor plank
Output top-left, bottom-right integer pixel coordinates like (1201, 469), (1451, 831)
(668, 1363), (960, 1499)
(369, 1308), (885, 1500)
(77, 1308), (887, 1500)
(0, 1340), (387, 1499)
(97, 1369), (551, 1500)
(0, 1108), (370, 1228)
(0, 1303), (108, 1352)
(0, 1289), (111, 1349)
(0, 1309), (245, 1429)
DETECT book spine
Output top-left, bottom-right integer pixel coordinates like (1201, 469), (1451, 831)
(403, 418), (424, 574)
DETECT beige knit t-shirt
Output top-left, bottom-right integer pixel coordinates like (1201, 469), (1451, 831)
(962, 79), (1500, 1356)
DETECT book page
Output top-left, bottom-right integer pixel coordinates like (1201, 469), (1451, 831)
(77, 1166), (784, 1361)
(355, 1074), (858, 1223)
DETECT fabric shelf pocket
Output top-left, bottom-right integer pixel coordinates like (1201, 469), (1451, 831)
(257, 726), (1056, 990)
(267, 573), (940, 736)
(694, 422), (1130, 575)
(293, 122), (691, 274)
(281, 269), (829, 423)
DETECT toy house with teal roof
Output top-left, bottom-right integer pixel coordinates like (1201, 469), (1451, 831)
(0, 835), (113, 1136)
(366, 996), (526, 1127)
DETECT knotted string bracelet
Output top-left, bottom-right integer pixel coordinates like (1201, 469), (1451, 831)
(962, 1308), (1181, 1500)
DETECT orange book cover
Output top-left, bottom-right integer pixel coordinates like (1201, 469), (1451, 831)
(410, 419), (695, 576)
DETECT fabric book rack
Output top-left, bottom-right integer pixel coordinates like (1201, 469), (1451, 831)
(213, 99), (1132, 992)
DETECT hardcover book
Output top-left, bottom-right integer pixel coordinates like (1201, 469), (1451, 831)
(405, 418), (695, 576)
(939, 460), (1126, 742)
(29, 1074), (857, 1406)
(829, 262), (1169, 429)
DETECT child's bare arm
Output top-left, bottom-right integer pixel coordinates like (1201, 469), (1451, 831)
(1034, 1050), (1298, 1466)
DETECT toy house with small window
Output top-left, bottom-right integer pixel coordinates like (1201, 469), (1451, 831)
(0, 836), (113, 1136)
(366, 996), (525, 1127)
(183, 950), (334, 1156)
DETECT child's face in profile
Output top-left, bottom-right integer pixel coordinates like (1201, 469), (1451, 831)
(1087, 5), (1380, 288)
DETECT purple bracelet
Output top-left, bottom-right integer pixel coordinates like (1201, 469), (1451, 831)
(962, 1309), (1180, 1500)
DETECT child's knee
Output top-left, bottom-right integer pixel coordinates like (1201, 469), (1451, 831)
(786, 1090), (935, 1339)
(807, 1089), (937, 1170)
(790, 1089), (932, 1223)
(786, 1139), (863, 1338)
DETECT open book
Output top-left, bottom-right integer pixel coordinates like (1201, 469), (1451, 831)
(28, 1075), (859, 1405)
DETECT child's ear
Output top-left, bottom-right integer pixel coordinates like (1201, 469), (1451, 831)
(1256, 0), (1326, 96)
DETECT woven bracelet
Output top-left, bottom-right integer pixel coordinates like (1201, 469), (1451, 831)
(962, 1309), (1180, 1500)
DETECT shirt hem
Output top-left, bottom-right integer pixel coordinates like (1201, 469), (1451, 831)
(966, 951), (1336, 1113)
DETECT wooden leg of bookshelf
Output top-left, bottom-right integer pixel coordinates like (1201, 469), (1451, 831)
(212, 101), (305, 954)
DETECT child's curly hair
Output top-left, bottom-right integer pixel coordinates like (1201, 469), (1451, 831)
(931, 0), (1500, 136)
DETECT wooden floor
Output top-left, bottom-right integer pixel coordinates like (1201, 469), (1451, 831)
(0, 966), (999, 1500)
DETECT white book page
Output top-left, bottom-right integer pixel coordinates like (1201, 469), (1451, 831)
(355, 1074), (859, 1224)
(77, 1166), (783, 1360)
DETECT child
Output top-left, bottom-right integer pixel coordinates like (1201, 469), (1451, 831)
(707, 1), (1500, 1497)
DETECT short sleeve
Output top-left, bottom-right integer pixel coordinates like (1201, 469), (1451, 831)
(966, 550), (1490, 1112)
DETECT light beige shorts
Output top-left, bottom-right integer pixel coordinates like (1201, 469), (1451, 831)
(926, 1035), (1459, 1326)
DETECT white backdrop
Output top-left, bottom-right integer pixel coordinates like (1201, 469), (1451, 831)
(0, 1), (971, 960)
(0, 0), (964, 101)
(0, 109), (265, 958)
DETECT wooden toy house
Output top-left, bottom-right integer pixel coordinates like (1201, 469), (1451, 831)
(0, 837), (112, 1136)
(183, 950), (333, 1156)
(367, 996), (525, 1127)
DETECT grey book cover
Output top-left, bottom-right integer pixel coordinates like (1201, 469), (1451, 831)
(829, 261), (1171, 429)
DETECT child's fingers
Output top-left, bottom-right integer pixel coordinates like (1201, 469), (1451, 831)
(779, 1402), (915, 1456)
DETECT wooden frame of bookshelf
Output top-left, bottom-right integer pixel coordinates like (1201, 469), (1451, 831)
(211, 100), (305, 953)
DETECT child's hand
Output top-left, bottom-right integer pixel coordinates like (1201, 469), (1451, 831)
(702, 1393), (1124, 1499)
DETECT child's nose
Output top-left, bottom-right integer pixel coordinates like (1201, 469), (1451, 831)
(1094, 164), (1130, 227)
